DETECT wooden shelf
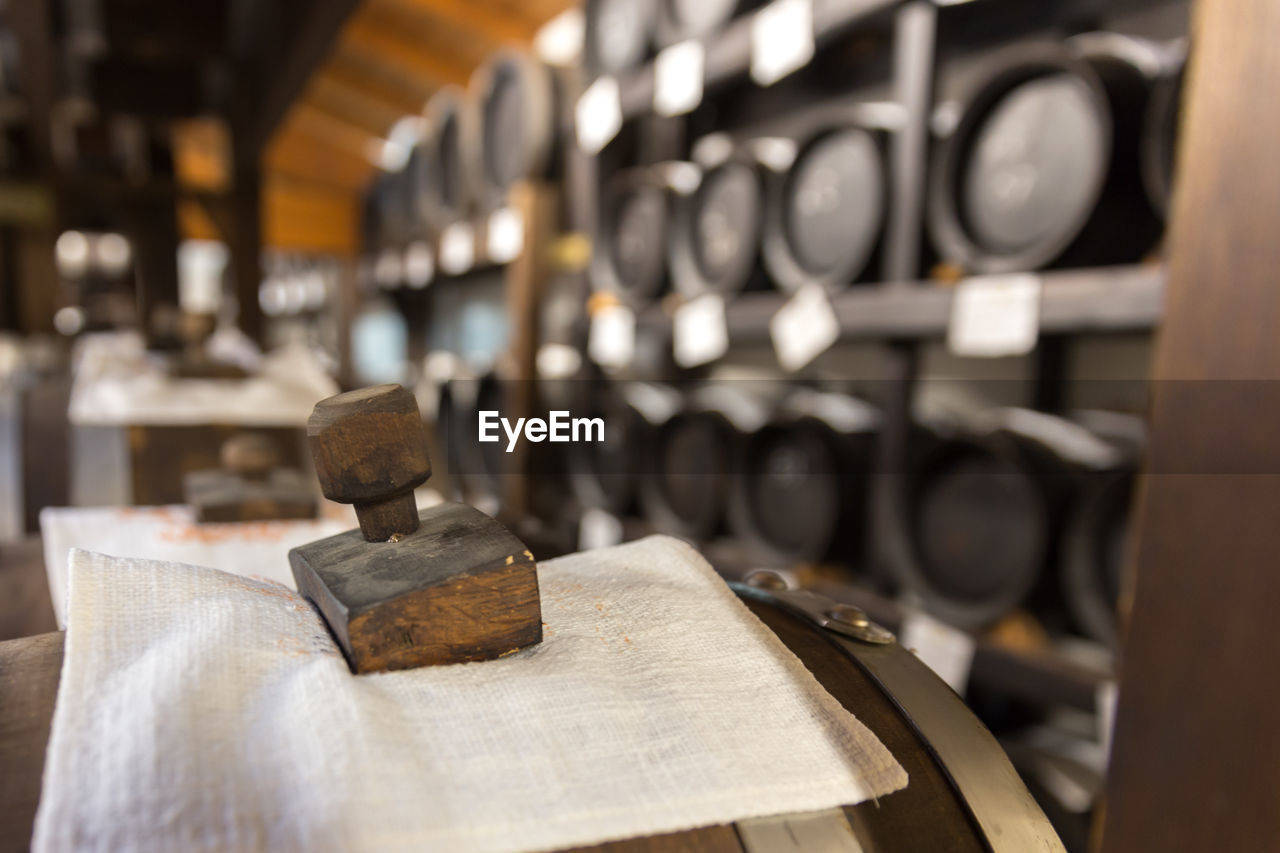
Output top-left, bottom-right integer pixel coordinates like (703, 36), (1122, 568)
(638, 264), (1165, 343)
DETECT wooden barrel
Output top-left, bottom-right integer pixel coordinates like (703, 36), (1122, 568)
(583, 0), (657, 75)
(727, 391), (878, 564)
(761, 126), (886, 294)
(1060, 471), (1133, 646)
(369, 168), (414, 251)
(668, 159), (766, 299)
(592, 168), (671, 307)
(639, 385), (773, 541)
(414, 86), (473, 228)
(1142, 54), (1185, 220)
(470, 51), (560, 203)
(567, 382), (678, 515)
(0, 581), (1064, 852)
(928, 37), (1164, 273)
(883, 407), (1130, 630)
(437, 374), (506, 510)
(901, 434), (1055, 628)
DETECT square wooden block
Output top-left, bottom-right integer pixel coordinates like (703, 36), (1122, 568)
(290, 502), (542, 673)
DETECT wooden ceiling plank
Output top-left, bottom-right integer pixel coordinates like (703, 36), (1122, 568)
(262, 177), (359, 255)
(303, 74), (405, 137)
(331, 45), (438, 108)
(264, 130), (374, 193)
(342, 15), (472, 88)
(277, 102), (379, 160)
(376, 0), (538, 46)
(317, 65), (429, 118)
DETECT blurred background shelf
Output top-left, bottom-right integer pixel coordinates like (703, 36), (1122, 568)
(637, 264), (1166, 342)
(613, 0), (903, 118)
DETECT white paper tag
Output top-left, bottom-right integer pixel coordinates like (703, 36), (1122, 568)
(673, 294), (729, 368)
(654, 40), (704, 116)
(770, 283), (839, 371)
(587, 304), (636, 369)
(486, 207), (525, 264)
(948, 273), (1042, 357)
(403, 241), (434, 289)
(579, 507), (624, 551)
(750, 0), (815, 87)
(374, 248), (403, 289)
(575, 76), (622, 154)
(1097, 679), (1119, 757)
(901, 609), (977, 696)
(439, 223), (475, 275)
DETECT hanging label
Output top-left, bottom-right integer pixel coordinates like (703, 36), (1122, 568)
(403, 241), (434, 289)
(374, 249), (403, 289)
(673, 294), (729, 368)
(948, 273), (1042, 357)
(654, 40), (705, 116)
(486, 207), (525, 264)
(575, 76), (623, 155)
(579, 507), (624, 551)
(900, 609), (977, 696)
(750, 0), (815, 87)
(587, 303), (636, 369)
(770, 283), (839, 371)
(439, 223), (475, 275)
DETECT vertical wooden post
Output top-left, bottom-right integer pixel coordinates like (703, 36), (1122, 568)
(1100, 1), (1280, 850)
(125, 193), (182, 348)
(335, 257), (358, 390)
(501, 182), (558, 519)
(229, 168), (264, 347)
(14, 229), (60, 336)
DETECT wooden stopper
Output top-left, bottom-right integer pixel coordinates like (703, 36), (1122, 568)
(220, 432), (280, 480)
(307, 384), (432, 542)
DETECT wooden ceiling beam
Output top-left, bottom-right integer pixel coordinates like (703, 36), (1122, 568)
(375, 0), (538, 47)
(316, 64), (429, 118)
(277, 102), (380, 160)
(262, 175), (360, 255)
(264, 129), (374, 193)
(302, 74), (405, 138)
(237, 0), (363, 157)
(329, 46), (437, 111)
(342, 15), (472, 88)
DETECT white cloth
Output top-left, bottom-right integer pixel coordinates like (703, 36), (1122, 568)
(39, 506), (352, 628)
(34, 536), (906, 853)
(68, 342), (337, 426)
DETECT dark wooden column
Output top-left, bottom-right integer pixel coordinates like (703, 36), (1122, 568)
(1100, 1), (1280, 850)
(228, 167), (264, 346)
(502, 181), (559, 519)
(124, 192), (182, 348)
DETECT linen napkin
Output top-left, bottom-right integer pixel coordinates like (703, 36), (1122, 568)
(39, 505), (352, 627)
(34, 535), (906, 853)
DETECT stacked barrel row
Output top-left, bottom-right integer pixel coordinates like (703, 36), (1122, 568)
(359, 51), (563, 289)
(437, 373), (1136, 646)
(592, 34), (1184, 306)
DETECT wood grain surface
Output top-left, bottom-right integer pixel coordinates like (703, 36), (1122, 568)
(0, 631), (62, 853)
(290, 501), (543, 672)
(0, 537), (57, 641)
(1100, 0), (1280, 849)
